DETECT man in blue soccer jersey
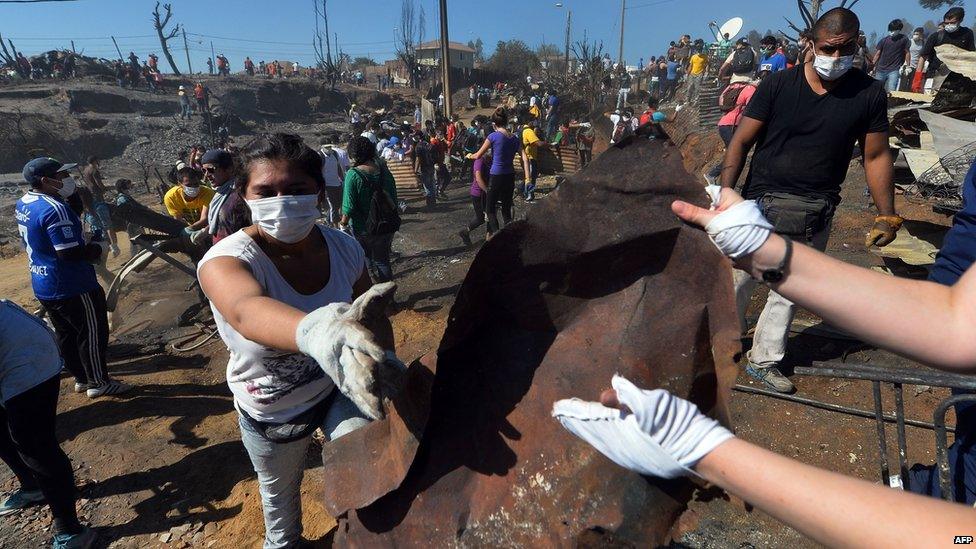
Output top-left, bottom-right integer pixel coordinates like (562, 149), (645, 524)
(16, 158), (132, 398)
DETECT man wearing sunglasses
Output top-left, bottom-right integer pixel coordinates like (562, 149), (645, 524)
(713, 7), (898, 394)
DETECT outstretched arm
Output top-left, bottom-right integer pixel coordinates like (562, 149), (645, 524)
(698, 438), (975, 548)
(672, 190), (976, 373)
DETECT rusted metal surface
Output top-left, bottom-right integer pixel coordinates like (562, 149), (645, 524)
(322, 137), (741, 546)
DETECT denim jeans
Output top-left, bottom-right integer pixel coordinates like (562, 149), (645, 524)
(525, 159), (539, 200)
(238, 392), (370, 549)
(875, 69), (901, 92)
(357, 233), (395, 282)
(707, 125), (737, 180)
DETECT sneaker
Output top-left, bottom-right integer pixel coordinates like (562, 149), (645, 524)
(52, 526), (97, 549)
(86, 380), (133, 398)
(73, 382), (91, 394)
(0, 489), (45, 516)
(746, 364), (795, 393)
(458, 229), (472, 247)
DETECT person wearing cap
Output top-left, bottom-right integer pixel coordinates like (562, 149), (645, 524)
(177, 85), (192, 120)
(721, 38), (758, 84)
(203, 149), (248, 244)
(15, 158), (132, 399)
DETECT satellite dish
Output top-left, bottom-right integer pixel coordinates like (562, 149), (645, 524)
(717, 17), (744, 41)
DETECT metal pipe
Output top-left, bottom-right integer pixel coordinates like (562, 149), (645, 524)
(872, 381), (891, 485)
(438, 0), (452, 118)
(894, 383), (910, 486)
(731, 384), (953, 432)
(934, 394), (976, 502)
(798, 361), (976, 390)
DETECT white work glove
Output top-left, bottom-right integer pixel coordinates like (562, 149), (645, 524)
(552, 375), (733, 479)
(188, 228), (210, 246)
(295, 282), (395, 420)
(701, 185), (773, 259)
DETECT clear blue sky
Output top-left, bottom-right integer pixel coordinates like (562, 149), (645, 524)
(0, 0), (956, 73)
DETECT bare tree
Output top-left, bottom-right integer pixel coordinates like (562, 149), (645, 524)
(395, 0), (425, 89)
(152, 2), (182, 75)
(313, 0), (340, 87)
(571, 40), (609, 114)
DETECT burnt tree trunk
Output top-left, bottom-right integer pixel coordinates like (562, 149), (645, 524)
(152, 2), (182, 75)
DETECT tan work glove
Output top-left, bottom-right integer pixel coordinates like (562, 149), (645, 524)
(866, 215), (904, 248)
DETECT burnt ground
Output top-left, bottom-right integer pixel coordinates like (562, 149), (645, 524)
(0, 118), (960, 546)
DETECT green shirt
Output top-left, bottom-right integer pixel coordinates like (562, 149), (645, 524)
(341, 163), (398, 236)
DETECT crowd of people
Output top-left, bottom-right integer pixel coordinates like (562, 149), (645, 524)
(4, 5), (976, 549)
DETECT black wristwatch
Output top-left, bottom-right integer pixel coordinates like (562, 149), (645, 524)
(762, 236), (793, 284)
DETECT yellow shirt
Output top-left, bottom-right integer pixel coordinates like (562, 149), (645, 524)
(522, 127), (541, 160)
(164, 185), (215, 225)
(689, 53), (708, 76)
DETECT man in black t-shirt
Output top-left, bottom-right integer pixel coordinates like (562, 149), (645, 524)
(716, 7), (900, 394)
(916, 7), (975, 93)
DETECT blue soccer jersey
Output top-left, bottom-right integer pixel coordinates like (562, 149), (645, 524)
(15, 191), (97, 301)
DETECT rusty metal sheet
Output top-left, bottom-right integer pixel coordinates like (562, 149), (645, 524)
(322, 137), (741, 546)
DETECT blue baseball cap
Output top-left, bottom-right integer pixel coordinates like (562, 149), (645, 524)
(201, 149), (233, 168)
(23, 157), (77, 186)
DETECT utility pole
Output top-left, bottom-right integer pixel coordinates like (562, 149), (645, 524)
(617, 0), (625, 66)
(111, 36), (124, 61)
(438, 0), (452, 118)
(323, 0), (332, 64)
(564, 10), (571, 75)
(182, 28), (193, 74)
(210, 41), (216, 74)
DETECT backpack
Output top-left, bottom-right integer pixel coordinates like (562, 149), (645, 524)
(639, 109), (656, 126)
(720, 83), (752, 112)
(611, 119), (633, 143)
(463, 127), (481, 153)
(414, 141), (434, 171)
(356, 167), (401, 236)
(731, 48), (756, 75)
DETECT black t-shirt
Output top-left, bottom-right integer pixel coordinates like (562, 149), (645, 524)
(920, 28), (976, 73)
(875, 34), (910, 73)
(741, 65), (888, 204)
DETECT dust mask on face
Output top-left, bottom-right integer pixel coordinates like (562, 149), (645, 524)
(945, 24), (960, 33)
(183, 186), (200, 199)
(813, 54), (854, 81)
(246, 194), (320, 244)
(56, 176), (76, 198)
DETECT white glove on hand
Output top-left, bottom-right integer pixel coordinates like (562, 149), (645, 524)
(701, 185), (773, 259)
(552, 375), (733, 479)
(296, 282), (396, 420)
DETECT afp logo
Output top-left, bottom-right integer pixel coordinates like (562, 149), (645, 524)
(955, 536), (974, 544)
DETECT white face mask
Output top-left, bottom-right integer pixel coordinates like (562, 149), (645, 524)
(56, 176), (77, 198)
(183, 185), (200, 199)
(889, 31), (899, 37)
(813, 54), (854, 81)
(945, 24), (960, 33)
(246, 194), (320, 244)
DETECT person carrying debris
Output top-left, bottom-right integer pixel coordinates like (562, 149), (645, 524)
(81, 156), (120, 257)
(147, 53), (158, 72)
(715, 7), (899, 393)
(914, 6), (975, 94)
(16, 158), (132, 398)
(465, 108), (531, 235)
(198, 133), (398, 549)
(554, 184), (976, 549)
(0, 300), (98, 549)
(872, 19), (911, 93)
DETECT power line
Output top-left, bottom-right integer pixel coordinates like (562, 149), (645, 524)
(7, 35), (157, 40)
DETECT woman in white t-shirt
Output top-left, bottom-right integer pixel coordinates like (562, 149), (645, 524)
(198, 133), (392, 549)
